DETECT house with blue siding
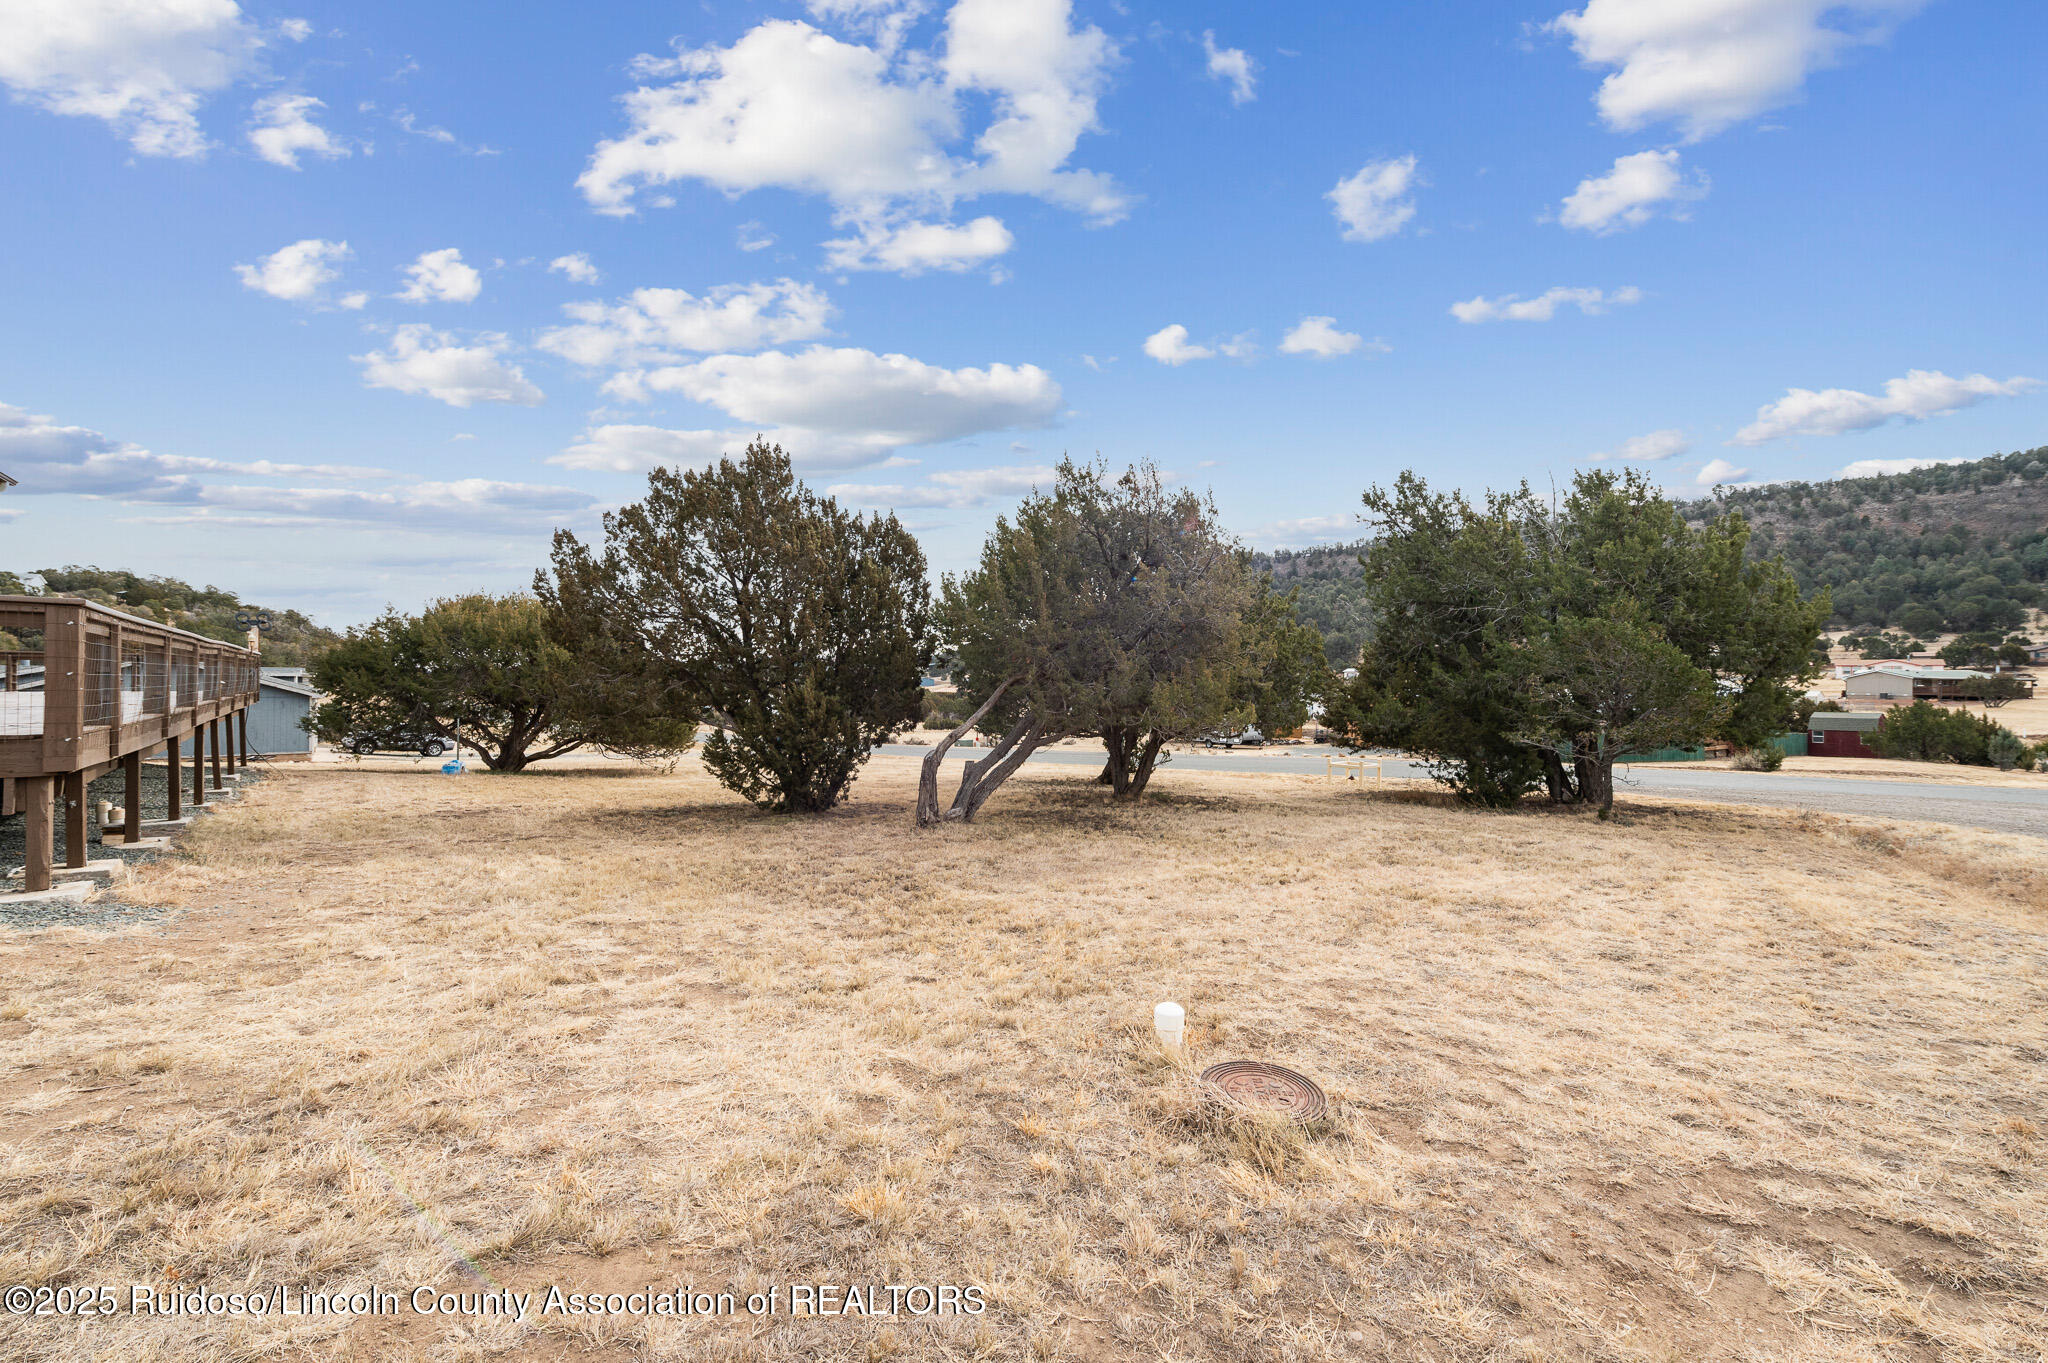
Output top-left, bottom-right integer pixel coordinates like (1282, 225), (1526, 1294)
(177, 668), (316, 760)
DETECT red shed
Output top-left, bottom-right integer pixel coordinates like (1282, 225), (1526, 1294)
(1809, 711), (1882, 757)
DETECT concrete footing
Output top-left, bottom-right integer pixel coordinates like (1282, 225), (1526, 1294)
(139, 817), (196, 835)
(100, 835), (171, 850)
(1, 881), (95, 907)
(51, 860), (129, 886)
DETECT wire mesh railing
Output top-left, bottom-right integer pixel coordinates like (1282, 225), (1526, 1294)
(84, 635), (118, 728)
(1, 650), (46, 738)
(0, 597), (261, 757)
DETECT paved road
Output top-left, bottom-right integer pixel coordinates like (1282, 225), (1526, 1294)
(878, 744), (2048, 838)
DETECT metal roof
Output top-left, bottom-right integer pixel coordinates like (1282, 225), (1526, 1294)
(1810, 712), (1882, 731)
(1847, 664), (1987, 680)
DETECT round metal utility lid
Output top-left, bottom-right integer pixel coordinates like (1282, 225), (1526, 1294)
(1199, 1061), (1328, 1124)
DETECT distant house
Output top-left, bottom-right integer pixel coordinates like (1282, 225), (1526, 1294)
(175, 668), (316, 760)
(1809, 711), (1882, 758)
(1840, 664), (2024, 701)
(252, 669), (317, 757)
(2027, 642), (2048, 666)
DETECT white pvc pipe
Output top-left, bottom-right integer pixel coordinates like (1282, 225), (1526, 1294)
(1154, 1000), (1185, 1051)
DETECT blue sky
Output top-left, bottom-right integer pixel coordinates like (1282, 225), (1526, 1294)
(2, 0), (2043, 624)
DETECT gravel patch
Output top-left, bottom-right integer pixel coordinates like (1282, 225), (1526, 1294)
(1, 764), (264, 932)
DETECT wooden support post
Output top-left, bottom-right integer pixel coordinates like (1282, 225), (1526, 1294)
(124, 751), (143, 841)
(167, 738), (182, 821)
(224, 713), (236, 776)
(193, 729), (207, 808)
(209, 719), (223, 790)
(23, 777), (54, 894)
(240, 708), (251, 766)
(42, 604), (87, 777)
(63, 770), (87, 869)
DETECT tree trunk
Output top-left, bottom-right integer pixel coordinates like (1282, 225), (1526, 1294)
(1584, 755), (1615, 819)
(949, 715), (1046, 822)
(1099, 726), (1141, 797)
(1540, 750), (1576, 803)
(916, 679), (1012, 828)
(1121, 730), (1168, 800)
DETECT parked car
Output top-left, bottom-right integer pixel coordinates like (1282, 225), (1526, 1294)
(341, 728), (455, 757)
(1197, 726), (1266, 749)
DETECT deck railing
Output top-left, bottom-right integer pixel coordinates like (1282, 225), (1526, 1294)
(0, 596), (260, 778)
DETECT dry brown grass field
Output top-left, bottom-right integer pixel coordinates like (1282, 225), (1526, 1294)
(2, 757), (2044, 1362)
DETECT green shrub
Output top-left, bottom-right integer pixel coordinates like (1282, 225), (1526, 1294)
(1870, 701), (2020, 767)
(1731, 746), (1784, 771)
(1986, 728), (2028, 771)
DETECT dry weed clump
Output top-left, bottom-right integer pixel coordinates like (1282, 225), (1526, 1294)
(0, 753), (2042, 1362)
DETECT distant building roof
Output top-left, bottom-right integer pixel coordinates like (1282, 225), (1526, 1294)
(259, 674), (317, 699)
(1847, 664), (1987, 680)
(1810, 712), (1882, 732)
(0, 469), (17, 489)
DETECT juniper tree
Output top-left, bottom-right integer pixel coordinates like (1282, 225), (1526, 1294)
(918, 459), (1322, 825)
(1327, 468), (1827, 812)
(540, 441), (931, 813)
(307, 593), (687, 772)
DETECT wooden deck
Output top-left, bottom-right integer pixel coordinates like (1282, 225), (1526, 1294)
(2, 595), (260, 893)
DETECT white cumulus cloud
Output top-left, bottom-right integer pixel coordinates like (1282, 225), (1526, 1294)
(548, 253), (601, 284)
(355, 326), (543, 408)
(828, 463), (1052, 509)
(0, 399), (384, 495)
(1731, 369), (2041, 446)
(396, 247), (483, 304)
(246, 92), (347, 168)
(234, 237), (360, 306)
(551, 424), (749, 473)
(536, 280), (833, 368)
(1589, 428), (1690, 462)
(1202, 31), (1256, 105)
(576, 1), (1125, 269)
(1328, 155), (1419, 243)
(1837, 456), (1973, 479)
(1558, 150), (1707, 234)
(1143, 324), (1214, 366)
(823, 216), (1014, 274)
(1451, 285), (1643, 323)
(1551, 0), (1925, 142)
(607, 344), (1062, 468)
(0, 0), (266, 158)
(1280, 316), (1382, 359)
(0, 397), (591, 533)
(804, 0), (929, 55)
(1253, 514), (1355, 548)
(1696, 458), (1749, 486)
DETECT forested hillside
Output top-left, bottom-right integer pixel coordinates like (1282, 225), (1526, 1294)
(0, 565), (339, 665)
(1252, 540), (1371, 666)
(1256, 446), (2047, 664)
(1682, 446), (2047, 634)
